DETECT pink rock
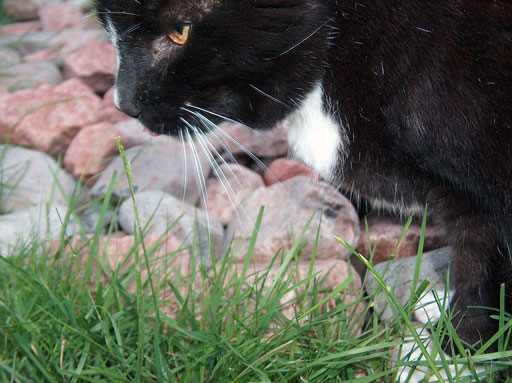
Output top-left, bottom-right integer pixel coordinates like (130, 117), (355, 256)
(100, 86), (131, 123)
(115, 119), (155, 148)
(199, 163), (265, 225)
(0, 78), (103, 158)
(62, 43), (117, 93)
(0, 21), (41, 37)
(356, 216), (446, 264)
(58, 233), (190, 318)
(63, 122), (125, 184)
(0, 89), (9, 103)
(38, 2), (82, 32)
(240, 259), (364, 320)
(24, 27), (108, 64)
(23, 43), (66, 63)
(264, 158), (315, 186)
(212, 122), (289, 158)
(226, 176), (360, 262)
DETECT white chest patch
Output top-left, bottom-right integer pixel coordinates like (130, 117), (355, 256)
(286, 83), (344, 182)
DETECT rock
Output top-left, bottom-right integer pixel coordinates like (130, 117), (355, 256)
(101, 86), (131, 123)
(78, 202), (116, 234)
(0, 89), (9, 103)
(62, 42), (116, 93)
(91, 139), (212, 205)
(241, 259), (364, 320)
(23, 27), (107, 64)
(0, 61), (62, 92)
(63, 122), (125, 184)
(211, 122), (289, 159)
(264, 158), (315, 186)
(38, 2), (83, 32)
(0, 30), (55, 56)
(0, 145), (77, 212)
(0, 21), (41, 38)
(115, 119), (156, 148)
(199, 163), (264, 225)
(0, 78), (103, 157)
(225, 176), (360, 263)
(356, 216), (446, 264)
(3, 0), (39, 21)
(365, 247), (483, 383)
(0, 47), (21, 67)
(68, 0), (94, 12)
(118, 190), (224, 263)
(61, 232), (193, 318)
(0, 204), (78, 256)
(363, 247), (453, 323)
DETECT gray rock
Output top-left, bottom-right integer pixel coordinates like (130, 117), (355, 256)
(0, 204), (78, 256)
(224, 176), (360, 263)
(364, 247), (454, 323)
(0, 30), (54, 56)
(0, 61), (62, 91)
(79, 202), (116, 234)
(0, 48), (21, 67)
(118, 190), (224, 263)
(91, 139), (212, 205)
(0, 145), (77, 212)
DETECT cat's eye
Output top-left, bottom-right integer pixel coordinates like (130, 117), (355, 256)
(168, 23), (191, 45)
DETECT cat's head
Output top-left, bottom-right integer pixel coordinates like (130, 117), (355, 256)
(94, 0), (334, 136)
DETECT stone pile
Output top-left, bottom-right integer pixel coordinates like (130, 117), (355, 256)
(0, 0), (447, 323)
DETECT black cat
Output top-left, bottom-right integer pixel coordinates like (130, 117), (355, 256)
(94, 0), (512, 351)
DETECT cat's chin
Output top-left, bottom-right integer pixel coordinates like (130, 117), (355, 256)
(142, 126), (161, 137)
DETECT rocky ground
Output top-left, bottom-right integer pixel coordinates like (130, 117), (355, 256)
(0, 0), (450, 321)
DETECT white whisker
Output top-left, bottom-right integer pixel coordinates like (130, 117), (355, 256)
(194, 127), (255, 230)
(264, 18), (333, 60)
(249, 84), (291, 109)
(178, 129), (188, 208)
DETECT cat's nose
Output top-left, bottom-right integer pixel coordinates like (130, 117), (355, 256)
(114, 87), (142, 118)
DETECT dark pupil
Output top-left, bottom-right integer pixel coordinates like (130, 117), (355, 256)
(175, 24), (184, 35)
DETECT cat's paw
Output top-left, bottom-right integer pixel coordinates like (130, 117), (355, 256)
(442, 303), (500, 354)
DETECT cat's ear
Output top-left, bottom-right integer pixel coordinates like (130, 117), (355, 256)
(168, 23), (191, 45)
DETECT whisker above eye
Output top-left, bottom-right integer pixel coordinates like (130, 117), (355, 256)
(120, 23), (142, 37)
(91, 11), (141, 17)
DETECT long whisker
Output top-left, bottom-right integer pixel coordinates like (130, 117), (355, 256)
(182, 108), (288, 192)
(193, 126), (255, 230)
(184, 123), (211, 232)
(178, 129), (188, 208)
(182, 105), (281, 156)
(265, 18), (333, 60)
(89, 11), (141, 17)
(249, 84), (291, 109)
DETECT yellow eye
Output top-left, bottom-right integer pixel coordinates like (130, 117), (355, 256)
(168, 24), (191, 45)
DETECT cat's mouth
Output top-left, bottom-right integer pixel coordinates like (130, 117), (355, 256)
(133, 104), (224, 138)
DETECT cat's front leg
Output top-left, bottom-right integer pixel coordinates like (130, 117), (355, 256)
(441, 208), (512, 353)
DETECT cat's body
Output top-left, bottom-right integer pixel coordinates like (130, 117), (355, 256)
(95, 0), (512, 351)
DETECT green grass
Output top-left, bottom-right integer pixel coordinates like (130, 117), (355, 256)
(0, 142), (511, 382)
(0, 0), (10, 26)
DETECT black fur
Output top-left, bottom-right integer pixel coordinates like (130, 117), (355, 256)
(95, 0), (512, 351)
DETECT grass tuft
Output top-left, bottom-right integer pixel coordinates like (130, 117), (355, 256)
(0, 141), (511, 382)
